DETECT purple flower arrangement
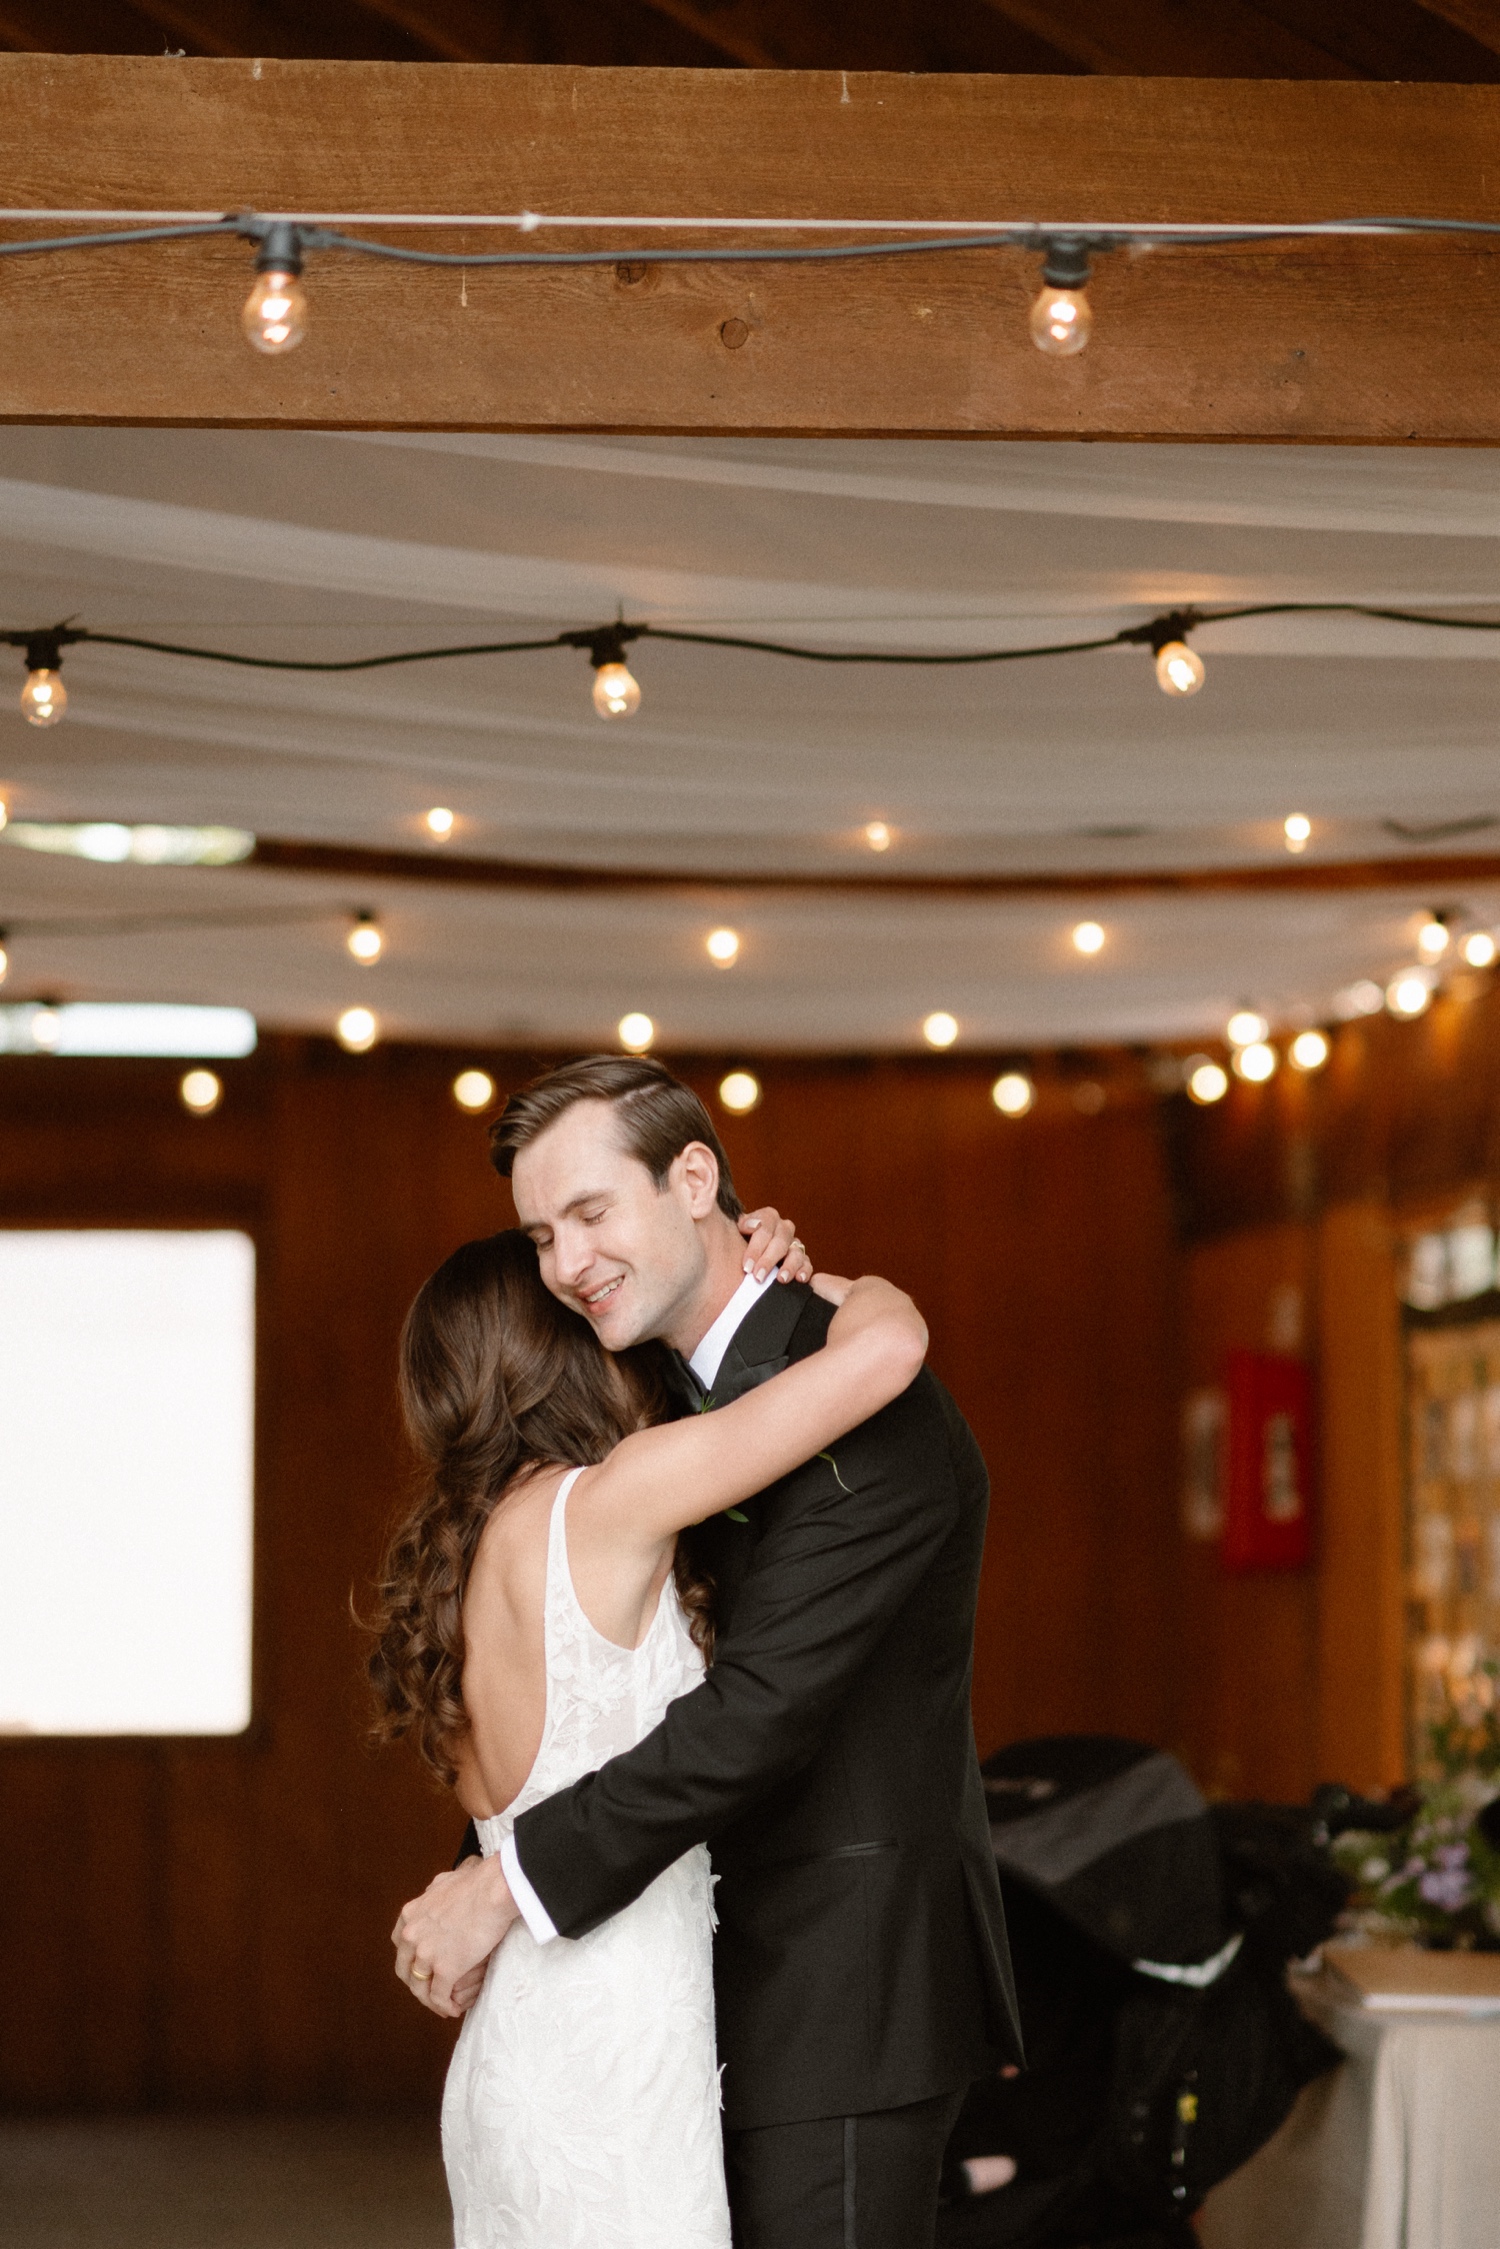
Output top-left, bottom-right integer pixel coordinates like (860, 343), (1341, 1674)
(1333, 1777), (1500, 1949)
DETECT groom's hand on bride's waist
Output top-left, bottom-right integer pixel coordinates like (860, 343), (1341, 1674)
(392, 1854), (520, 2018)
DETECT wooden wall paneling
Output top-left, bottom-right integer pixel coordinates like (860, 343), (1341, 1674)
(1091, 1107), (1181, 1750)
(73, 1751), (162, 2106)
(1173, 1206), (1406, 1800)
(2, 1757), (99, 2106)
(1313, 1202), (1407, 1792)
(929, 1067), (1030, 1753)
(159, 1745), (257, 2102)
(1176, 1222), (1321, 1799)
(1004, 1110), (1116, 1740)
(3, 61), (1500, 437)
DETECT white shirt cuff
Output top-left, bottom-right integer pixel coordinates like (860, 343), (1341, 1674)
(499, 1830), (560, 1945)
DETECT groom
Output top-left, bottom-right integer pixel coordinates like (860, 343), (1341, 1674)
(394, 1055), (1021, 2246)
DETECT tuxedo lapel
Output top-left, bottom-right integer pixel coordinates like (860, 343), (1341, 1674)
(707, 1280), (810, 1408)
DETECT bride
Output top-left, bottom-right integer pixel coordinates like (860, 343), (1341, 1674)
(367, 1219), (928, 2248)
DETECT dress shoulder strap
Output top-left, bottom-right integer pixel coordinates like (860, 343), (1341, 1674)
(544, 1467), (587, 1618)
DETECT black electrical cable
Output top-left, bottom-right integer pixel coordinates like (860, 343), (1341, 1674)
(5, 210), (1500, 271)
(7, 601), (1500, 682)
(65, 627), (573, 673)
(638, 623), (1132, 665)
(0, 220), (241, 257)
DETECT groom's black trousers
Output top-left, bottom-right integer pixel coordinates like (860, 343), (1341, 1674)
(724, 2089), (965, 2249)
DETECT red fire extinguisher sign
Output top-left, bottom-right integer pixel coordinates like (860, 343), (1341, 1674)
(1222, 1349), (1315, 1573)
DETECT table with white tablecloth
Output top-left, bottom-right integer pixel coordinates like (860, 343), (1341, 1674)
(1199, 1972), (1500, 2249)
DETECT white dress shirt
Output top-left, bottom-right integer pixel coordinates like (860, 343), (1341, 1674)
(502, 1266), (779, 1944)
(687, 1267), (778, 1391)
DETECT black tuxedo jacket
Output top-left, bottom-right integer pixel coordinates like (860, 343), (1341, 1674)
(506, 1279), (1023, 2131)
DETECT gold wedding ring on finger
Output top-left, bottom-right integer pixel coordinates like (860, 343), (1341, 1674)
(410, 1967), (432, 1981)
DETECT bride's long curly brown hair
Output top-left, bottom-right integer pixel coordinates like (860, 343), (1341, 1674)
(367, 1229), (714, 1786)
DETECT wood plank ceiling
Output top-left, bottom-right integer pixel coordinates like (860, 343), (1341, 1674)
(0, 0), (1497, 77)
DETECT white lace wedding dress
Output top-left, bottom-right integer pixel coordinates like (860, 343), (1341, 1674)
(442, 1468), (731, 2249)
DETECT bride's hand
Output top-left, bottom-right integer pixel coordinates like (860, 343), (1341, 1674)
(810, 1272), (853, 1306)
(738, 1206), (814, 1285)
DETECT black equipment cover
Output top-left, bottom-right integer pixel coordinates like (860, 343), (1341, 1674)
(939, 1737), (1349, 2249)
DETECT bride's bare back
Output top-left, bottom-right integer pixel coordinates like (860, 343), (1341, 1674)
(452, 1272), (926, 1826)
(455, 1466), (676, 1820)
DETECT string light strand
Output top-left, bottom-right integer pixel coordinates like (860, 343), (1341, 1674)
(3, 207), (1500, 368)
(10, 600), (1500, 728)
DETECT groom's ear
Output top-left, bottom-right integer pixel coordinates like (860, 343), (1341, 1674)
(672, 1140), (723, 1219)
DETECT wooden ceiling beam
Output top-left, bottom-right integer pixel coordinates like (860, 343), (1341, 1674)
(248, 837), (1500, 900)
(4, 60), (1500, 439)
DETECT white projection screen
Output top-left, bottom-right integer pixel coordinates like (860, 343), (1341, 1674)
(0, 1230), (255, 1735)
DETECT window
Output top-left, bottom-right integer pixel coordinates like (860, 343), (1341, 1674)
(0, 1231), (255, 1735)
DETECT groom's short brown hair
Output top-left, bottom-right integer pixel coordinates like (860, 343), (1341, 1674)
(489, 1055), (744, 1221)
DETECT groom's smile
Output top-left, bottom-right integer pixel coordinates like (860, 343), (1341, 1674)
(575, 1270), (630, 1326)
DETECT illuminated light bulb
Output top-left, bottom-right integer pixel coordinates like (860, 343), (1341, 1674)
(1416, 914), (1451, 961)
(180, 1068), (222, 1115)
(1226, 1009), (1269, 1049)
(242, 224), (308, 356)
(0, 798), (7, 831)
(0, 934), (8, 985)
(1029, 241), (1093, 358)
(863, 821), (894, 853)
(1155, 641), (1205, 697)
(1284, 814), (1311, 853)
(336, 1005), (378, 1052)
(1233, 1040), (1277, 1083)
(1462, 930), (1498, 969)
(453, 1069), (496, 1112)
(1289, 1029), (1330, 1073)
(347, 913), (384, 965)
(718, 1070), (761, 1115)
(618, 1011), (654, 1053)
(1072, 920), (1105, 956)
(922, 1011), (959, 1050)
(592, 661), (641, 720)
(992, 1072), (1034, 1117)
(706, 927), (740, 968)
(425, 806), (455, 840)
(1387, 971), (1432, 1020)
(30, 1005), (61, 1051)
(1187, 1059), (1229, 1106)
(242, 269), (307, 354)
(20, 668), (66, 726)
(1029, 283), (1091, 357)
